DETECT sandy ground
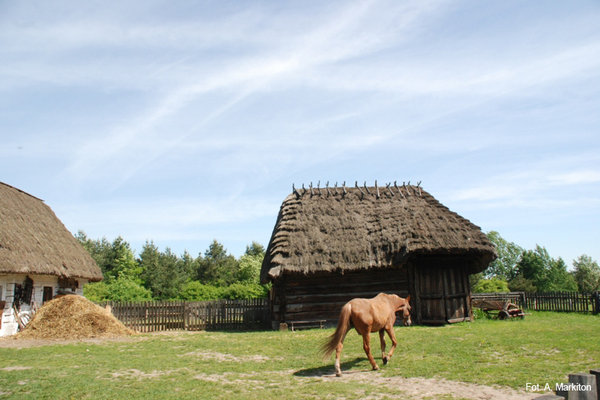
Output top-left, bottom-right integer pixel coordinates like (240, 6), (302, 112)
(313, 370), (539, 400)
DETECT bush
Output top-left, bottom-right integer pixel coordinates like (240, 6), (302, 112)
(179, 281), (224, 301)
(473, 278), (510, 293)
(83, 281), (110, 303)
(222, 283), (268, 299)
(179, 281), (269, 301)
(83, 278), (152, 302)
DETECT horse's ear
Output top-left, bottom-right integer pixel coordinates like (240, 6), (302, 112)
(405, 295), (411, 303)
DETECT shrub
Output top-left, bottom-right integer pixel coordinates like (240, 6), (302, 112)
(83, 278), (152, 302)
(473, 278), (510, 293)
(179, 281), (224, 301)
(222, 283), (268, 299)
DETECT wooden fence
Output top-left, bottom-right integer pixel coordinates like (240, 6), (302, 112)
(101, 299), (270, 333)
(471, 292), (600, 314)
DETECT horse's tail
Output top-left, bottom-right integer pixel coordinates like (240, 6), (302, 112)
(321, 303), (352, 360)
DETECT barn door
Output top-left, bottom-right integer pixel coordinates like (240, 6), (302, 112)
(414, 262), (471, 324)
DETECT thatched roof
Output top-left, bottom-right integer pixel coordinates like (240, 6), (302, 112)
(0, 182), (102, 281)
(261, 183), (496, 283)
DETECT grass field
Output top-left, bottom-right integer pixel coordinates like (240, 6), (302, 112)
(1, 312), (598, 399)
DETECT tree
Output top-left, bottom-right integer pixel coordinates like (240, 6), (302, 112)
(75, 232), (141, 283)
(245, 241), (265, 258)
(485, 231), (524, 281)
(139, 242), (188, 300)
(511, 245), (577, 292)
(237, 243), (265, 284)
(546, 257), (577, 292)
(75, 231), (113, 277)
(196, 240), (239, 285)
(572, 255), (600, 293)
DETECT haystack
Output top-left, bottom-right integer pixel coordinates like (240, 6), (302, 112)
(17, 295), (135, 340)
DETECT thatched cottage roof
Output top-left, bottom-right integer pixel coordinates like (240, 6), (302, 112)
(261, 183), (496, 283)
(0, 182), (102, 281)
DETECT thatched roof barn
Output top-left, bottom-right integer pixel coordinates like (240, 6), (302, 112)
(1, 182), (102, 336)
(261, 182), (496, 327)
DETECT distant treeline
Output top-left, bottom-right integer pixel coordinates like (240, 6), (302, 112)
(77, 230), (600, 301)
(76, 231), (268, 302)
(472, 231), (600, 294)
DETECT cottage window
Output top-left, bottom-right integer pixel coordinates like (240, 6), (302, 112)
(43, 287), (53, 303)
(14, 276), (33, 308)
(58, 277), (78, 293)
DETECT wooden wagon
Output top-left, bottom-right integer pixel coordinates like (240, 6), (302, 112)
(471, 299), (525, 320)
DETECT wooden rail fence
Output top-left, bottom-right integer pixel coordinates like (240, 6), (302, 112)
(101, 299), (270, 333)
(472, 291), (600, 314)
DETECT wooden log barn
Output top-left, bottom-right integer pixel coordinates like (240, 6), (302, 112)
(260, 182), (497, 328)
(0, 182), (103, 336)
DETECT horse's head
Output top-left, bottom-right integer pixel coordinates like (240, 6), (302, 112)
(396, 295), (412, 326)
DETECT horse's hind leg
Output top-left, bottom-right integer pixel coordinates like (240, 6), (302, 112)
(379, 330), (388, 365)
(334, 341), (343, 377)
(334, 329), (349, 377)
(362, 332), (378, 371)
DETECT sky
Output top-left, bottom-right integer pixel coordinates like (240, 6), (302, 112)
(1, 0), (599, 266)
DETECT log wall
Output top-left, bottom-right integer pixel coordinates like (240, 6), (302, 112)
(271, 267), (409, 325)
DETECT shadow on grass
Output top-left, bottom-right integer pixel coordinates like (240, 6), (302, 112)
(294, 358), (369, 377)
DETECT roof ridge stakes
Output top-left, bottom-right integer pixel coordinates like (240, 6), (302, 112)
(292, 180), (422, 200)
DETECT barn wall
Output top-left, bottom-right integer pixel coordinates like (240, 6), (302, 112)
(270, 267), (409, 326)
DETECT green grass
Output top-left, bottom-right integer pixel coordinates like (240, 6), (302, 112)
(0, 312), (598, 399)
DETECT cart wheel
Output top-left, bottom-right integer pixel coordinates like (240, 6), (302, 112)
(498, 310), (509, 320)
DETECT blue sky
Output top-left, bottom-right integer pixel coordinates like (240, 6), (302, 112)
(2, 0), (599, 266)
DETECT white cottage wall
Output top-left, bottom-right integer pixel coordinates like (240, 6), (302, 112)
(0, 274), (90, 337)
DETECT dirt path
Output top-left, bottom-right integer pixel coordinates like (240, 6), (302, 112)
(315, 370), (537, 400)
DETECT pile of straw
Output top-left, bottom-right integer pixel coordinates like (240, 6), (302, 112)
(17, 295), (135, 340)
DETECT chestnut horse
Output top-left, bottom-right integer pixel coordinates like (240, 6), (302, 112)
(321, 293), (411, 376)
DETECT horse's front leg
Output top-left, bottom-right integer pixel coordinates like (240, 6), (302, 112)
(362, 332), (378, 371)
(384, 326), (398, 362)
(379, 330), (388, 365)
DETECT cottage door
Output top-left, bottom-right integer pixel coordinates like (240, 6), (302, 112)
(414, 260), (471, 324)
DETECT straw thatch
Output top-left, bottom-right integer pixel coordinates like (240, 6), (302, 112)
(0, 182), (102, 281)
(261, 183), (496, 283)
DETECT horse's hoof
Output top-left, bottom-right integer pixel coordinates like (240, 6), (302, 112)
(336, 372), (342, 377)
(382, 356), (388, 365)
(372, 366), (379, 371)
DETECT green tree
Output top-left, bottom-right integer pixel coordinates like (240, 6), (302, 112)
(197, 240), (239, 285)
(75, 232), (141, 283)
(511, 245), (577, 292)
(237, 243), (265, 284)
(245, 241), (265, 258)
(75, 231), (113, 277)
(572, 255), (600, 292)
(139, 242), (188, 300)
(485, 231), (524, 280)
(546, 257), (577, 291)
